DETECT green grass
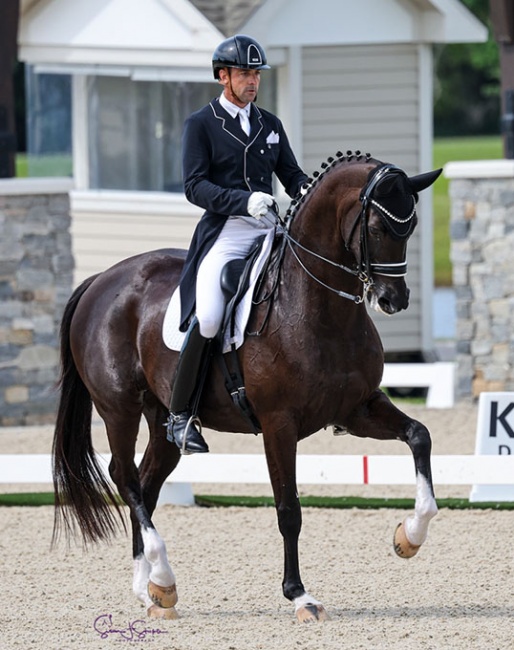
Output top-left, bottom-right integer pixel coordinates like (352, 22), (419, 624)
(15, 153), (72, 178)
(0, 492), (56, 506)
(195, 494), (514, 510)
(3, 491), (514, 510)
(15, 154), (28, 177)
(433, 135), (503, 286)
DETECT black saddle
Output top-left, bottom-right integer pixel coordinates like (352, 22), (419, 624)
(217, 234), (267, 433)
(219, 234), (266, 327)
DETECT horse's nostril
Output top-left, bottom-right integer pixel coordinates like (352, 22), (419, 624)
(378, 297), (396, 315)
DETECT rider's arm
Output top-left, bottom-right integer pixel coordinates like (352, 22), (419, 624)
(182, 113), (250, 216)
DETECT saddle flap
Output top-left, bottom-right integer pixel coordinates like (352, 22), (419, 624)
(220, 234), (266, 305)
(220, 258), (249, 302)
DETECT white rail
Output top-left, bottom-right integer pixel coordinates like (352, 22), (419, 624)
(1, 452), (511, 506)
(381, 362), (455, 408)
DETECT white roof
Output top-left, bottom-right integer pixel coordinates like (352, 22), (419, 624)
(19, 0), (224, 68)
(19, 0), (487, 69)
(243, 0), (488, 47)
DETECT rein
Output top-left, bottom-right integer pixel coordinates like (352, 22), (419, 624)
(283, 231), (369, 304)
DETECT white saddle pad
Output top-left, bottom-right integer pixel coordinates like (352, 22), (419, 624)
(162, 230), (274, 353)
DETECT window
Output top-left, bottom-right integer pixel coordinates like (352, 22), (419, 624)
(87, 72), (277, 192)
(24, 68), (277, 191)
(87, 77), (218, 192)
(25, 66), (73, 177)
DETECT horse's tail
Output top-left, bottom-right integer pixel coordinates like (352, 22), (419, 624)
(52, 274), (125, 546)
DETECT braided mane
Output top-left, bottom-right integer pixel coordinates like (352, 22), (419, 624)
(285, 150), (375, 225)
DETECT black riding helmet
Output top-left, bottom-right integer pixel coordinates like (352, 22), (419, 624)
(212, 34), (270, 79)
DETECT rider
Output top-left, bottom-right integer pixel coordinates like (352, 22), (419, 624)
(166, 34), (308, 454)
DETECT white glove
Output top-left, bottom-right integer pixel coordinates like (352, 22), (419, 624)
(247, 192), (275, 219)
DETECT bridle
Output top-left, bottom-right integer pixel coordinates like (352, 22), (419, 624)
(281, 163), (417, 304)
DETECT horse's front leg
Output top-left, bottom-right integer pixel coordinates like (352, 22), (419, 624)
(393, 419), (438, 558)
(262, 424), (329, 623)
(344, 390), (438, 558)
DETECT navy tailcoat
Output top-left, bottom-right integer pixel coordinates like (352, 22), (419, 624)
(179, 97), (307, 330)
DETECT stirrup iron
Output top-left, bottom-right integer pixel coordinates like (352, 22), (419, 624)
(179, 414), (203, 456)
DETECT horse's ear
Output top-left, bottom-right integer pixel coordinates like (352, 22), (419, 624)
(408, 168), (443, 193)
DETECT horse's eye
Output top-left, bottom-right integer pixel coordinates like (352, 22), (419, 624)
(369, 226), (382, 240)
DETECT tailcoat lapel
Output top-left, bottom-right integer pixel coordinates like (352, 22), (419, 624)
(210, 99), (264, 147)
(210, 99), (247, 145)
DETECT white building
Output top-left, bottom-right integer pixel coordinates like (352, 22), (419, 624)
(18, 0), (486, 357)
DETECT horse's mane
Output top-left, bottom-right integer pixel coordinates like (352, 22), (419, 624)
(284, 150), (379, 226)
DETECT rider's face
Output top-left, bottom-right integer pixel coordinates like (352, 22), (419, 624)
(219, 68), (261, 107)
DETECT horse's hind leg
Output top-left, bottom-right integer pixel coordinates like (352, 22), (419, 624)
(344, 390), (438, 557)
(131, 398), (182, 619)
(100, 402), (180, 619)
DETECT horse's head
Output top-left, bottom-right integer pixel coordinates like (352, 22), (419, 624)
(345, 161), (442, 315)
(282, 153), (441, 315)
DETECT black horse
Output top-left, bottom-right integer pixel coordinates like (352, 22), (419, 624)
(52, 152), (442, 622)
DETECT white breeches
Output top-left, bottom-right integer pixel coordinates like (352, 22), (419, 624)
(196, 216), (273, 339)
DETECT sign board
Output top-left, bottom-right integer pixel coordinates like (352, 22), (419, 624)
(470, 392), (514, 502)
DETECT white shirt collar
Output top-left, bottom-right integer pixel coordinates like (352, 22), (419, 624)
(219, 93), (251, 119)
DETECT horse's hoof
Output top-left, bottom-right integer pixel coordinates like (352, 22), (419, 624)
(148, 581), (178, 609)
(147, 604), (179, 620)
(296, 604), (330, 623)
(393, 521), (420, 559)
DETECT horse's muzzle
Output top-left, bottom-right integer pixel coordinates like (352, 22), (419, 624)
(368, 283), (410, 315)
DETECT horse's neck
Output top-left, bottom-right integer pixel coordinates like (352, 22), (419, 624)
(280, 199), (363, 320)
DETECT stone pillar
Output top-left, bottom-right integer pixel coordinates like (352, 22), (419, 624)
(0, 178), (74, 425)
(445, 160), (514, 399)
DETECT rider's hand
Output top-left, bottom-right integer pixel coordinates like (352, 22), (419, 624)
(247, 192), (275, 220)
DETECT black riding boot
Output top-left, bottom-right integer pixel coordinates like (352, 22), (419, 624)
(165, 317), (210, 454)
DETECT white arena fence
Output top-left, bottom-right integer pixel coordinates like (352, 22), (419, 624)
(1, 451), (513, 506)
(0, 361), (458, 505)
(381, 361), (454, 408)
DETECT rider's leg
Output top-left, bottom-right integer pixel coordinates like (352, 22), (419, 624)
(166, 316), (211, 454)
(167, 218), (272, 454)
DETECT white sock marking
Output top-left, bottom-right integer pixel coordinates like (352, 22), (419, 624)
(294, 592), (322, 613)
(133, 554), (152, 605)
(404, 473), (438, 546)
(141, 526), (175, 589)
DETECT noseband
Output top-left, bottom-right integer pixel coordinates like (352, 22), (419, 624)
(281, 161), (417, 304)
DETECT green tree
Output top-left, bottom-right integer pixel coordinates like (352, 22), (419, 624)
(434, 0), (500, 136)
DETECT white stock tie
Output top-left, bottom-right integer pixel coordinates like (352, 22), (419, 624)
(239, 108), (250, 136)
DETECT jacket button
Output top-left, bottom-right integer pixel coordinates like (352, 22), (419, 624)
(260, 149), (265, 154)
(260, 177), (265, 182)
(246, 177), (250, 182)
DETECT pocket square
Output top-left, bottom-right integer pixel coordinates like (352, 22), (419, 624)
(266, 131), (280, 144)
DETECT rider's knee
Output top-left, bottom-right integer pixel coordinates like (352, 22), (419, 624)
(198, 317), (221, 339)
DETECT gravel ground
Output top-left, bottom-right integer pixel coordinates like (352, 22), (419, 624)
(4, 400), (514, 649)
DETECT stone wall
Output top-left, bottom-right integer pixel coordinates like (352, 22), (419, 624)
(446, 160), (514, 399)
(0, 178), (74, 425)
